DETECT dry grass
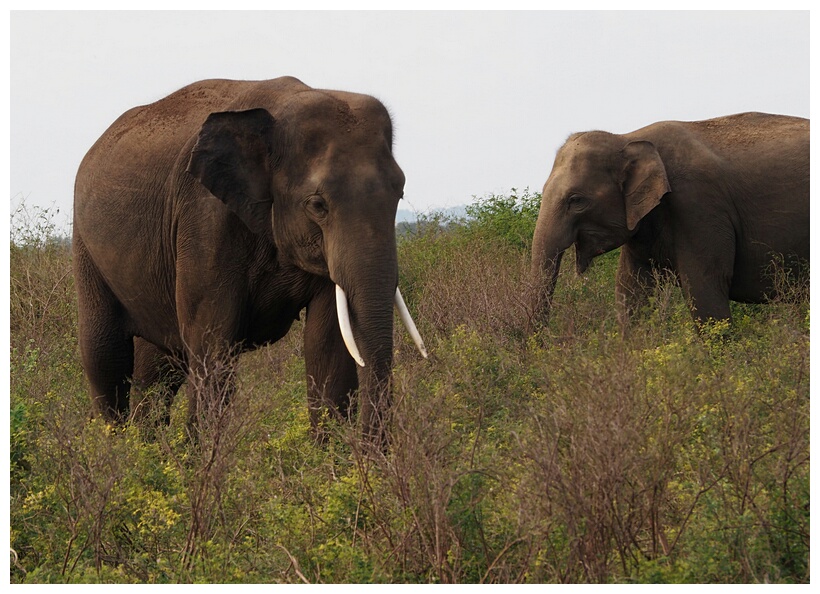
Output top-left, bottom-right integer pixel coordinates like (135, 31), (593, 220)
(9, 197), (810, 583)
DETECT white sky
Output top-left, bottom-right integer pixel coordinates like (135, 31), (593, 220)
(8, 9), (812, 233)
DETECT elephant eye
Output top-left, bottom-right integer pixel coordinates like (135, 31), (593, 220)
(567, 194), (588, 211)
(305, 194), (329, 219)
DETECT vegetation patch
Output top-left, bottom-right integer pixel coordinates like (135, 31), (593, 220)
(9, 193), (809, 583)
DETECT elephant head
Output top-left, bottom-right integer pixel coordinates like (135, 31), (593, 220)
(185, 92), (426, 434)
(529, 131), (670, 327)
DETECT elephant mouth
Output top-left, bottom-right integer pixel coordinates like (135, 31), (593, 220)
(576, 248), (612, 275)
(575, 247), (593, 275)
(335, 284), (428, 367)
(575, 234), (613, 275)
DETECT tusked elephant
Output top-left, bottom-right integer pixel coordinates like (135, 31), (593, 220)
(73, 76), (427, 441)
(529, 112), (809, 331)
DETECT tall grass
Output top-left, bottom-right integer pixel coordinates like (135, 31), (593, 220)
(9, 194), (809, 583)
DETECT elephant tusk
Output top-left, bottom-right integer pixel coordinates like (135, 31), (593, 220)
(394, 288), (428, 359)
(335, 285), (366, 367)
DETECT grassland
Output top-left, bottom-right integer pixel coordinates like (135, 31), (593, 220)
(9, 191), (810, 583)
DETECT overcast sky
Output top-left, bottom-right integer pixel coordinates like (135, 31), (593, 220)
(9, 10), (810, 233)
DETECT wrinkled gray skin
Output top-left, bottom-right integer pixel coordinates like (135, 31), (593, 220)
(530, 112), (809, 330)
(73, 77), (408, 440)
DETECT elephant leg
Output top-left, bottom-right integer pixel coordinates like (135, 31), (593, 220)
(130, 338), (186, 426)
(303, 283), (359, 438)
(179, 338), (238, 442)
(677, 252), (733, 325)
(74, 236), (134, 423)
(615, 249), (656, 332)
(174, 256), (246, 439)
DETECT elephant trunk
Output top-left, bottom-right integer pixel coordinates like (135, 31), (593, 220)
(336, 286), (427, 366)
(529, 217), (569, 330)
(330, 226), (421, 440)
(530, 250), (564, 330)
(336, 258), (397, 441)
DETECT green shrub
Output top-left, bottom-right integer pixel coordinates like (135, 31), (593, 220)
(10, 195), (809, 583)
(464, 188), (541, 250)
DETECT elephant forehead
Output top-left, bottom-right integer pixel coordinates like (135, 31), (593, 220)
(555, 141), (621, 180)
(304, 156), (333, 188)
(296, 118), (392, 163)
(287, 91), (391, 142)
(563, 130), (618, 156)
(545, 157), (619, 204)
(305, 149), (396, 191)
(548, 152), (597, 185)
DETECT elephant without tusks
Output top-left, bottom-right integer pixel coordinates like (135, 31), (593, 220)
(530, 112), (809, 330)
(73, 77), (427, 441)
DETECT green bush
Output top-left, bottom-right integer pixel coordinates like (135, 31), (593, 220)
(463, 188), (542, 250)
(9, 195), (809, 583)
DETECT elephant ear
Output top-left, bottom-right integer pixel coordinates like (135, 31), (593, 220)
(187, 108), (279, 235)
(620, 140), (671, 231)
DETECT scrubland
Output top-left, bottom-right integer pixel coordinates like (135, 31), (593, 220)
(9, 192), (809, 583)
